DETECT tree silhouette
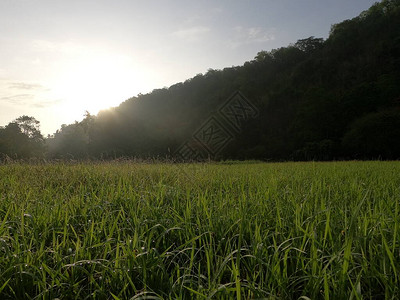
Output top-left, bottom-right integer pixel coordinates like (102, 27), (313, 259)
(0, 116), (45, 159)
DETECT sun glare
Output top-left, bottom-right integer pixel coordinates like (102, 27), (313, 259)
(52, 54), (143, 119)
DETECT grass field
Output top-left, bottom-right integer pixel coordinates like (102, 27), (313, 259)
(0, 161), (399, 299)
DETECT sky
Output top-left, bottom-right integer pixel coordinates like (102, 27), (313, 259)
(0, 0), (378, 135)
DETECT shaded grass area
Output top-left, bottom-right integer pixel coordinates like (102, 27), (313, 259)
(0, 161), (399, 299)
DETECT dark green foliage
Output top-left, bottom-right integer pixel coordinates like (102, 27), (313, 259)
(46, 112), (95, 159)
(342, 109), (400, 159)
(0, 116), (45, 159)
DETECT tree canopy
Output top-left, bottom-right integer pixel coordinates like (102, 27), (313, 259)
(0, 116), (45, 159)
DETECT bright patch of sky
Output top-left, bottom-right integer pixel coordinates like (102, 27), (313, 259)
(0, 0), (378, 135)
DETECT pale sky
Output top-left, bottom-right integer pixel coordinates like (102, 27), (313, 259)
(0, 0), (377, 135)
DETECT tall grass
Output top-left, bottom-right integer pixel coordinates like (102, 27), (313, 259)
(0, 161), (399, 299)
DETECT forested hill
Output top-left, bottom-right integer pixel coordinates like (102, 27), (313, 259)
(45, 0), (400, 160)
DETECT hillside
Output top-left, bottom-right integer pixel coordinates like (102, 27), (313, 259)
(45, 0), (400, 160)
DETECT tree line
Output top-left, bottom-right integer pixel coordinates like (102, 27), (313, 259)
(1, 0), (400, 161)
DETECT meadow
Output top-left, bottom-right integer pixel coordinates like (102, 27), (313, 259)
(0, 161), (399, 299)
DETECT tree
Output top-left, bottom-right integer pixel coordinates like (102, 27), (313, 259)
(13, 115), (41, 138)
(342, 109), (400, 159)
(0, 116), (45, 158)
(294, 36), (324, 53)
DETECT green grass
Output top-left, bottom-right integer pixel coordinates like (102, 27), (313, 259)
(0, 161), (399, 299)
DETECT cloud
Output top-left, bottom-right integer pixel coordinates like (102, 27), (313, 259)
(1, 93), (60, 108)
(172, 26), (210, 42)
(1, 94), (35, 104)
(211, 7), (223, 14)
(31, 39), (87, 55)
(229, 26), (275, 48)
(31, 40), (58, 52)
(8, 82), (47, 91)
(31, 99), (61, 108)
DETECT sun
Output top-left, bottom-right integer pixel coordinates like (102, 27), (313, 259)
(52, 54), (144, 119)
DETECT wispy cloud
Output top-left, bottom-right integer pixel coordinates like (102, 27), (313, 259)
(1, 94), (35, 104)
(229, 26), (275, 48)
(31, 39), (87, 55)
(1, 93), (60, 108)
(172, 26), (210, 42)
(31, 99), (61, 108)
(8, 82), (48, 91)
(211, 7), (223, 14)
